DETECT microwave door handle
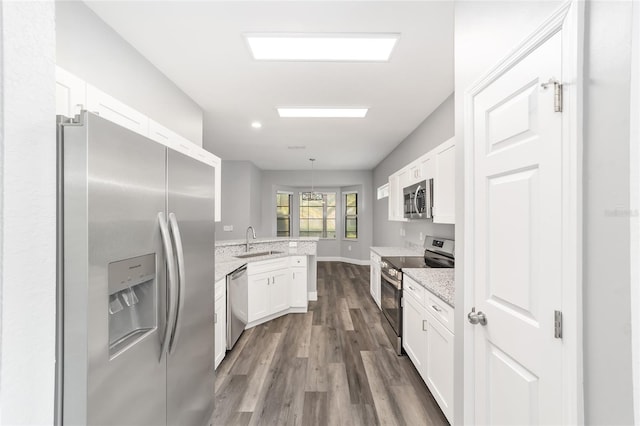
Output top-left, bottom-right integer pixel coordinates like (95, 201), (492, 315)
(168, 213), (186, 354)
(157, 212), (177, 362)
(414, 185), (421, 215)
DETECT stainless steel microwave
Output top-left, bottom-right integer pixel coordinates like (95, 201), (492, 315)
(403, 179), (433, 219)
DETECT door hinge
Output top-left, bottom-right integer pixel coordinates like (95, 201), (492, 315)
(554, 310), (563, 339)
(541, 79), (563, 113)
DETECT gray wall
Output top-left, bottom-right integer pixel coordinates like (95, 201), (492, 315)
(0, 2), (57, 423)
(215, 161), (263, 239)
(372, 94), (455, 248)
(583, 1), (635, 423)
(454, 1), (636, 424)
(56, 1), (204, 145)
(259, 170), (374, 262)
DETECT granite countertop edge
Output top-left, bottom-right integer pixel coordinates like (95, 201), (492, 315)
(370, 246), (424, 257)
(216, 237), (320, 247)
(402, 268), (455, 308)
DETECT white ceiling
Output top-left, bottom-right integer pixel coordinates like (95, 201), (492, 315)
(86, 1), (454, 171)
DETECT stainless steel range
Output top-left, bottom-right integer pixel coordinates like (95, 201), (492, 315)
(380, 236), (454, 355)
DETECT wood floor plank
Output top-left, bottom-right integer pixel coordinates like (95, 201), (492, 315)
(305, 325), (329, 391)
(294, 312), (314, 358)
(326, 363), (352, 426)
(338, 298), (355, 331)
(237, 331), (282, 412)
(361, 350), (405, 426)
(213, 261), (449, 426)
(301, 391), (329, 425)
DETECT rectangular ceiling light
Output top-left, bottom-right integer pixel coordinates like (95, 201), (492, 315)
(277, 108), (368, 118)
(245, 33), (399, 62)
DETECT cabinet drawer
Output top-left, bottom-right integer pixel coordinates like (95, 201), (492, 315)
(289, 256), (307, 268)
(215, 278), (225, 302)
(248, 257), (289, 275)
(425, 291), (454, 334)
(403, 276), (425, 307)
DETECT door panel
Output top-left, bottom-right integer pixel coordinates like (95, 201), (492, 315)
(166, 149), (215, 426)
(63, 112), (167, 426)
(472, 31), (563, 424)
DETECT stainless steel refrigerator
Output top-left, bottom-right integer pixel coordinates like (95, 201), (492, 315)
(56, 111), (215, 425)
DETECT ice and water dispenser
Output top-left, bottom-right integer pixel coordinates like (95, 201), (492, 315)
(108, 253), (156, 357)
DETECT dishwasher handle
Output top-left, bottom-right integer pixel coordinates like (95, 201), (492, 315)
(230, 265), (247, 280)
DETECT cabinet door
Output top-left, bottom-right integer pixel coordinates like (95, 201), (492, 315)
(433, 138), (455, 224)
(247, 272), (269, 322)
(214, 297), (226, 369)
(86, 84), (149, 136)
(373, 262), (381, 309)
(421, 153), (435, 180)
(290, 266), (307, 308)
(402, 293), (428, 378)
(269, 269), (290, 314)
(56, 66), (86, 117)
(425, 310), (454, 423)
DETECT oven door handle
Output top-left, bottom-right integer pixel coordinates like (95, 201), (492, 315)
(381, 270), (402, 290)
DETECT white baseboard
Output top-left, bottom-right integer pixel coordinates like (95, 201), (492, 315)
(308, 291), (318, 301)
(317, 256), (371, 266)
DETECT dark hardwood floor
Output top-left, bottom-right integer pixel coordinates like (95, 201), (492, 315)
(212, 261), (448, 426)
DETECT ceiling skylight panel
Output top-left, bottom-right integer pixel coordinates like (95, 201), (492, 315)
(245, 33), (400, 62)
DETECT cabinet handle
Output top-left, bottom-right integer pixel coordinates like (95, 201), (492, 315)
(408, 285), (415, 291)
(422, 320), (428, 331)
(293, 272), (295, 280)
(267, 277), (270, 285)
(431, 304), (442, 313)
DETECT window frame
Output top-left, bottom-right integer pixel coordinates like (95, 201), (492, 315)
(299, 191), (337, 239)
(344, 191), (358, 240)
(276, 191), (293, 237)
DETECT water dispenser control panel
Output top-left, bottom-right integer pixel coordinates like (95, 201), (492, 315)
(108, 253), (156, 358)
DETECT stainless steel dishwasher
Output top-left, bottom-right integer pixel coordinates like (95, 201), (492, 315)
(226, 265), (248, 350)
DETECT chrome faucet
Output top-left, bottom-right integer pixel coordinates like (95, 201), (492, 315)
(245, 226), (256, 252)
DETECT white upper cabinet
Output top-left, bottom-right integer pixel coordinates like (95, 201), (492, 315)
(433, 137), (455, 224)
(388, 172), (407, 222)
(387, 137), (455, 224)
(56, 66), (222, 222)
(86, 84), (149, 136)
(56, 66), (86, 118)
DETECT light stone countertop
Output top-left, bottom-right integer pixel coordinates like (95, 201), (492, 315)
(370, 246), (424, 257)
(403, 268), (455, 308)
(215, 238), (318, 282)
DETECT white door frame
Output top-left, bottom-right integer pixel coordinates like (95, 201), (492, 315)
(630, 1), (640, 421)
(463, 1), (584, 424)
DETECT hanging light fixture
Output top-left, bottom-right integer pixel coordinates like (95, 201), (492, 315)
(302, 158), (323, 201)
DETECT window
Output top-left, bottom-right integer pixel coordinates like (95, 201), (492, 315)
(344, 192), (358, 239)
(276, 192), (292, 237)
(299, 192), (336, 239)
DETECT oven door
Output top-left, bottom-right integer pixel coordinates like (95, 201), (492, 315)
(381, 270), (402, 336)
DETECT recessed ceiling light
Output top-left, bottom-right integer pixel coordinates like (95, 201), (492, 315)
(251, 121), (262, 129)
(277, 108), (368, 118)
(244, 33), (400, 62)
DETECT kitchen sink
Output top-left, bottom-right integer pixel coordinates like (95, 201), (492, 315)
(234, 250), (283, 259)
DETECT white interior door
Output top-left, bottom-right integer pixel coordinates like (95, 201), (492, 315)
(471, 31), (563, 424)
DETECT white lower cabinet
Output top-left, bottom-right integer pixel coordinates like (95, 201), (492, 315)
(424, 310), (454, 420)
(214, 278), (226, 370)
(402, 276), (454, 423)
(370, 251), (381, 309)
(247, 258), (291, 323)
(290, 256), (308, 309)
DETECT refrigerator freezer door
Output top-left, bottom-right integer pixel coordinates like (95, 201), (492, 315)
(166, 149), (216, 426)
(61, 112), (168, 426)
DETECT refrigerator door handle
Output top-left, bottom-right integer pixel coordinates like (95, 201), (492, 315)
(168, 213), (186, 354)
(158, 212), (178, 362)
